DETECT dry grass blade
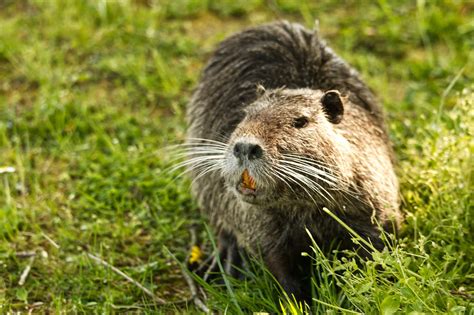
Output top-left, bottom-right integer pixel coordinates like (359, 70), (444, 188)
(18, 256), (35, 286)
(86, 253), (167, 305)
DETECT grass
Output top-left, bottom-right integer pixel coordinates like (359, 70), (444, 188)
(0, 0), (472, 313)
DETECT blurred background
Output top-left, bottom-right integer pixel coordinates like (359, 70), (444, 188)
(0, 0), (472, 313)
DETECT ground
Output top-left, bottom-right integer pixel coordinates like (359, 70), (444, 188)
(0, 0), (473, 313)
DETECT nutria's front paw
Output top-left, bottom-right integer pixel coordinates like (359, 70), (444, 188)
(265, 249), (312, 303)
(193, 230), (247, 282)
(279, 277), (308, 302)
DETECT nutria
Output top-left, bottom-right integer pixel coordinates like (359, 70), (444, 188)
(183, 21), (401, 300)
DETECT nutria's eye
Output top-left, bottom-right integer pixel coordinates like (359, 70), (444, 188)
(293, 116), (309, 128)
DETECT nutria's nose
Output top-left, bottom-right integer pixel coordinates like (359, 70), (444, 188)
(233, 142), (263, 160)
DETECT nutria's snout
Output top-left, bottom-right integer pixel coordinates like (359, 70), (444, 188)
(223, 137), (273, 205)
(233, 141), (264, 162)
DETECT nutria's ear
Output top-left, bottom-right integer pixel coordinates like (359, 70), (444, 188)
(256, 84), (266, 97)
(321, 90), (344, 124)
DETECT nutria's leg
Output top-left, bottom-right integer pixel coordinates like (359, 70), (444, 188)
(224, 239), (246, 279)
(202, 230), (246, 281)
(265, 249), (311, 302)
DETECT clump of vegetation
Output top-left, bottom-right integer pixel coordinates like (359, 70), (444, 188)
(0, 0), (472, 313)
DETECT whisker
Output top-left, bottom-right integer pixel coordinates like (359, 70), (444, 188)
(278, 168), (317, 204)
(191, 162), (225, 186)
(280, 155), (374, 211)
(166, 155), (225, 174)
(281, 162), (338, 204)
(169, 142), (228, 150)
(169, 155), (225, 168)
(281, 154), (359, 190)
(166, 146), (227, 158)
(186, 137), (229, 146)
(279, 160), (339, 186)
(171, 160), (224, 182)
(285, 164), (340, 204)
(282, 154), (339, 174)
(170, 150), (227, 160)
(277, 166), (329, 204)
(271, 168), (298, 196)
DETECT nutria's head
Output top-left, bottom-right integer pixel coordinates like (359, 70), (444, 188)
(221, 88), (351, 206)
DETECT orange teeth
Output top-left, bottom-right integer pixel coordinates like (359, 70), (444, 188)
(241, 169), (256, 190)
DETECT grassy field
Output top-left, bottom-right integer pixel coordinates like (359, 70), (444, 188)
(0, 0), (473, 313)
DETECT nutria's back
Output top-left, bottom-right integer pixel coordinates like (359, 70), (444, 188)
(184, 21), (400, 301)
(187, 21), (386, 143)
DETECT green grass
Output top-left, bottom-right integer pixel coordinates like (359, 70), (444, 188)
(0, 0), (473, 313)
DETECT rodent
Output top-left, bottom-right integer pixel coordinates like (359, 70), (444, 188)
(184, 21), (401, 300)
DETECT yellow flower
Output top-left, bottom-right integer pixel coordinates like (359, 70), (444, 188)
(189, 245), (203, 264)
